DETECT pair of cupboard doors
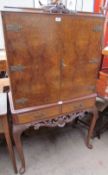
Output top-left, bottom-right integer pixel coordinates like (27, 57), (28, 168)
(2, 9), (104, 113)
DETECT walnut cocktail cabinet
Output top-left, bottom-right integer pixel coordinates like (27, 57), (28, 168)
(2, 8), (105, 174)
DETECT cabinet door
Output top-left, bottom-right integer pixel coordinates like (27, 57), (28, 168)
(59, 15), (104, 101)
(3, 12), (61, 110)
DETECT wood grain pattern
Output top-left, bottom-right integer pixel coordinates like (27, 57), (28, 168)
(59, 16), (104, 100)
(2, 12), (61, 109)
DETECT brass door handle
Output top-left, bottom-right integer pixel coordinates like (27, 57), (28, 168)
(61, 58), (67, 68)
(10, 65), (26, 72)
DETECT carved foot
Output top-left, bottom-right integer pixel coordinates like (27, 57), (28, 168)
(87, 143), (93, 149)
(86, 139), (93, 149)
(19, 167), (25, 175)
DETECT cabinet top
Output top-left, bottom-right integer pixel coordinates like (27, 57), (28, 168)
(1, 7), (105, 19)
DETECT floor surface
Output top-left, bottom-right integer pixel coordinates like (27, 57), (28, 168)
(0, 124), (108, 175)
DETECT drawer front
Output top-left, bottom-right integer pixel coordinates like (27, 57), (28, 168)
(62, 98), (95, 114)
(13, 106), (60, 124)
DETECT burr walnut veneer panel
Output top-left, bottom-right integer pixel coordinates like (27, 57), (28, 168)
(2, 11), (104, 110)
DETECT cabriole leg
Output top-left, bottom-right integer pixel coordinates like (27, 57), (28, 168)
(86, 107), (98, 149)
(13, 124), (27, 174)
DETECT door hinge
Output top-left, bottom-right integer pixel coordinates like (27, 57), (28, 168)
(92, 25), (103, 32)
(6, 24), (22, 32)
(15, 98), (28, 104)
(10, 65), (26, 72)
(89, 58), (99, 64)
(86, 85), (96, 92)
